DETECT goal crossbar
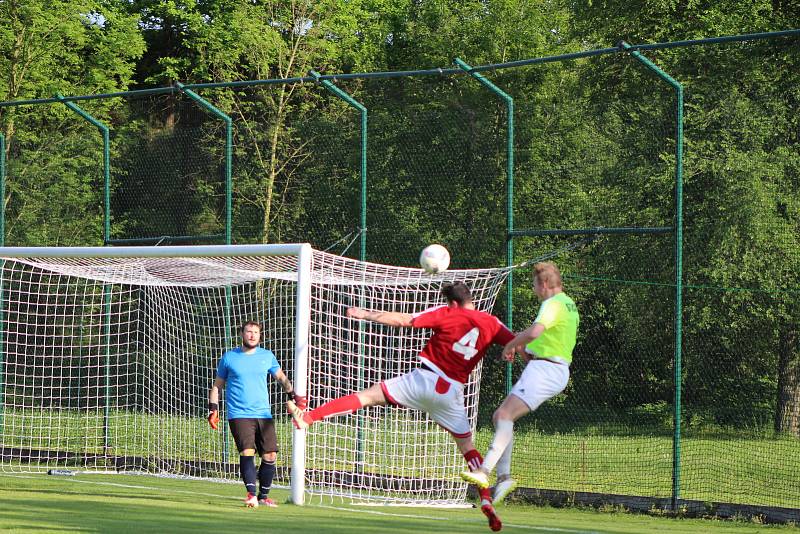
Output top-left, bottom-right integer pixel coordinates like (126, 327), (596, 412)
(0, 244), (310, 258)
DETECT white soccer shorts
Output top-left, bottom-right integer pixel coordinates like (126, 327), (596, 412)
(510, 359), (570, 411)
(381, 369), (471, 438)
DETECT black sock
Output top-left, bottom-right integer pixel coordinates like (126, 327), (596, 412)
(240, 455), (257, 495)
(258, 459), (276, 498)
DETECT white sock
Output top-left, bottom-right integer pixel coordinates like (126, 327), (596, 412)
(480, 419), (514, 474)
(496, 434), (514, 478)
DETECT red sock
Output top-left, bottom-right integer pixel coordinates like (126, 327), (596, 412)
(307, 393), (363, 423)
(463, 449), (492, 502)
(463, 449), (483, 471)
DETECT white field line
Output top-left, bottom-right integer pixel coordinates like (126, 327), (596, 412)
(2, 474), (603, 533)
(1, 474), (241, 501)
(318, 504), (602, 533)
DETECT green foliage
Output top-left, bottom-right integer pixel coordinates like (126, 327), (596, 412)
(0, 0), (144, 245)
(1, 0), (800, 511)
(0, 1), (141, 100)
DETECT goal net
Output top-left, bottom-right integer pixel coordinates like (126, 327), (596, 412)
(0, 245), (509, 506)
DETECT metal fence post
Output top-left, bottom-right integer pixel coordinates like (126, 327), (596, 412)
(621, 42), (685, 512)
(454, 58), (516, 393)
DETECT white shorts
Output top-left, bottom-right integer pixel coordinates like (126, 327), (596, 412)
(510, 359), (570, 411)
(381, 369), (471, 438)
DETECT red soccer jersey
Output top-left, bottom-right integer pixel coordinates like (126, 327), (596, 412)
(411, 305), (515, 384)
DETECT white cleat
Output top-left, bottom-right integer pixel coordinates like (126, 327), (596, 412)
(286, 400), (309, 430)
(258, 496), (279, 507)
(245, 493), (259, 508)
(493, 477), (518, 503)
(459, 469), (490, 489)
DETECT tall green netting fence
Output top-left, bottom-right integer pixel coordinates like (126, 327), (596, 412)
(0, 29), (799, 520)
(221, 81), (364, 251)
(102, 91), (230, 245)
(666, 37), (800, 511)
(348, 75), (508, 268)
(473, 48), (682, 502)
(1, 98), (105, 246)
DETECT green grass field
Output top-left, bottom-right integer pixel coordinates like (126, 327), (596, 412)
(0, 473), (797, 533)
(3, 406), (800, 509)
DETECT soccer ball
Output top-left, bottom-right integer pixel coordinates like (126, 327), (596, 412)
(419, 244), (450, 274)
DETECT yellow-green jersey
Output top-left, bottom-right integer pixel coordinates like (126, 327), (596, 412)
(526, 292), (579, 365)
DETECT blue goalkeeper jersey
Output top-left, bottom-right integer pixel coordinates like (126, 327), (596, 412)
(216, 347), (280, 419)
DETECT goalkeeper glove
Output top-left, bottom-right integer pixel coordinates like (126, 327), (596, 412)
(207, 402), (220, 430)
(287, 391), (307, 410)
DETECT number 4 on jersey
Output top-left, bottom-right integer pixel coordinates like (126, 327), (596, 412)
(453, 327), (480, 360)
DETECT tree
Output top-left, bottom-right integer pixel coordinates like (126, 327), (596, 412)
(121, 0), (391, 245)
(569, 0), (800, 433)
(0, 0), (144, 245)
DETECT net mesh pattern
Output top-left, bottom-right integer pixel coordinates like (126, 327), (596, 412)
(0, 248), (508, 505)
(304, 251), (508, 505)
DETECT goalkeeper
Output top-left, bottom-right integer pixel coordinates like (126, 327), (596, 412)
(287, 281), (512, 532)
(208, 321), (305, 508)
(460, 261), (579, 503)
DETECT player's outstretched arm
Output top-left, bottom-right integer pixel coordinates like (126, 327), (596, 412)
(502, 323), (546, 361)
(347, 307), (413, 328)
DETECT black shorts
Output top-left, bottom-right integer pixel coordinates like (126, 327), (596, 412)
(228, 418), (278, 455)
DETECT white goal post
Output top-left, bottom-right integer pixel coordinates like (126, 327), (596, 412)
(0, 244), (509, 506)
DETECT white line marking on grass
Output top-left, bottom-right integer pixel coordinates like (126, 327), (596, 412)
(317, 504), (448, 521)
(317, 504), (601, 533)
(2, 474), (241, 501)
(494, 523), (600, 533)
(2, 474), (600, 533)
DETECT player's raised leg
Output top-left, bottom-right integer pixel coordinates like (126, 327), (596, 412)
(287, 382), (387, 429)
(455, 436), (502, 532)
(460, 394), (529, 491)
(492, 427), (517, 502)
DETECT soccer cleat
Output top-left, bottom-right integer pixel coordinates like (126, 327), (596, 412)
(286, 400), (309, 430)
(481, 502), (502, 532)
(258, 496), (278, 507)
(460, 469), (490, 489)
(244, 492), (259, 508)
(492, 477), (517, 503)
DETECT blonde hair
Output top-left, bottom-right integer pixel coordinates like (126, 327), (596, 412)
(533, 261), (562, 289)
